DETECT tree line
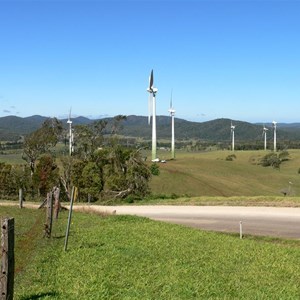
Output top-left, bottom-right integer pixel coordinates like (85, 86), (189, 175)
(0, 116), (151, 203)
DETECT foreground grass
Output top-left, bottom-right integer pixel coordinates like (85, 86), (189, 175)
(1, 207), (300, 299)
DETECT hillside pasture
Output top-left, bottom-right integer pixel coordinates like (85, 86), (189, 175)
(0, 149), (24, 165)
(149, 150), (300, 197)
(2, 148), (300, 201)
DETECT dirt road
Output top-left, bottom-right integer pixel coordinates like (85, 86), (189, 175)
(2, 202), (300, 239)
(78, 205), (300, 239)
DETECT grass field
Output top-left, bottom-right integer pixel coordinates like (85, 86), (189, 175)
(2, 206), (300, 299)
(2, 148), (300, 201)
(0, 149), (24, 165)
(149, 149), (300, 198)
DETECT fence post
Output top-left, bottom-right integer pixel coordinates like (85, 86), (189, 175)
(64, 187), (76, 251)
(239, 221), (243, 239)
(18, 189), (23, 209)
(45, 192), (53, 238)
(53, 187), (61, 220)
(0, 218), (15, 300)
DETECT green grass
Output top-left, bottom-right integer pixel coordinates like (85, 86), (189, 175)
(139, 195), (300, 207)
(1, 206), (300, 299)
(149, 149), (300, 197)
(2, 148), (300, 200)
(0, 149), (24, 164)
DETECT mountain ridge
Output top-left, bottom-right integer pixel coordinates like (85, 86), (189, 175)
(1, 114), (300, 142)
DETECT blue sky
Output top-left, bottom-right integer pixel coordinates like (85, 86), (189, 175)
(0, 0), (300, 123)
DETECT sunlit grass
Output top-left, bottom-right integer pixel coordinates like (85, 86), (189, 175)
(1, 206), (300, 299)
(149, 149), (300, 197)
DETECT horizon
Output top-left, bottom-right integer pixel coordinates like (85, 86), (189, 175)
(1, 1), (300, 123)
(1, 113), (299, 125)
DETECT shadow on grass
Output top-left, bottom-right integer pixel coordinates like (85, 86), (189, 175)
(52, 234), (66, 239)
(20, 291), (59, 299)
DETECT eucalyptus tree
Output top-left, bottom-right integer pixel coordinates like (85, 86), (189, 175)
(73, 120), (108, 160)
(22, 118), (63, 174)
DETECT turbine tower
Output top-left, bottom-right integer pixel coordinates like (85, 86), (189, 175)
(231, 122), (236, 151)
(262, 125), (268, 151)
(147, 69), (158, 161)
(168, 91), (176, 159)
(272, 121), (277, 152)
(67, 108), (73, 156)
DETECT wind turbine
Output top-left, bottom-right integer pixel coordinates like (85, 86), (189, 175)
(147, 69), (158, 161)
(272, 121), (277, 152)
(262, 125), (268, 151)
(231, 122), (235, 151)
(168, 90), (176, 159)
(67, 108), (74, 155)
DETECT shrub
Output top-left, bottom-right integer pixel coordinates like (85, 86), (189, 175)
(150, 163), (160, 176)
(260, 151), (290, 169)
(226, 154), (236, 161)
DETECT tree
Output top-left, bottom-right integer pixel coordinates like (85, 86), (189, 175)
(104, 146), (151, 199)
(60, 156), (75, 201)
(32, 154), (60, 197)
(0, 163), (12, 197)
(22, 118), (63, 174)
(111, 115), (127, 135)
(81, 162), (103, 200)
(73, 120), (107, 160)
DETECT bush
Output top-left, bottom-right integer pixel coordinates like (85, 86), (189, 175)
(260, 151), (290, 169)
(226, 154), (236, 161)
(150, 163), (160, 176)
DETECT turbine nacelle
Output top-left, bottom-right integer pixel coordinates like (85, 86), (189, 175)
(230, 121), (235, 131)
(67, 107), (72, 124)
(168, 108), (176, 115)
(147, 87), (158, 93)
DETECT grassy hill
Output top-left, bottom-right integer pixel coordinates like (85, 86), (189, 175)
(1, 148), (300, 200)
(148, 149), (300, 198)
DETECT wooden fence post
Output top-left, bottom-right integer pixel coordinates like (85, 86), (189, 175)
(0, 218), (15, 300)
(44, 192), (53, 238)
(53, 187), (61, 220)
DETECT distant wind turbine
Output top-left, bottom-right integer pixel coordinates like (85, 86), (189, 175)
(262, 125), (268, 151)
(67, 108), (74, 155)
(231, 122), (236, 151)
(168, 90), (176, 159)
(272, 121), (277, 152)
(147, 70), (158, 161)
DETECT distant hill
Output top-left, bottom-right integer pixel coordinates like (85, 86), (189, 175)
(0, 115), (48, 141)
(0, 114), (300, 142)
(117, 116), (300, 141)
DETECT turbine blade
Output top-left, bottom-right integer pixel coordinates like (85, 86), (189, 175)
(170, 89), (173, 109)
(149, 69), (154, 90)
